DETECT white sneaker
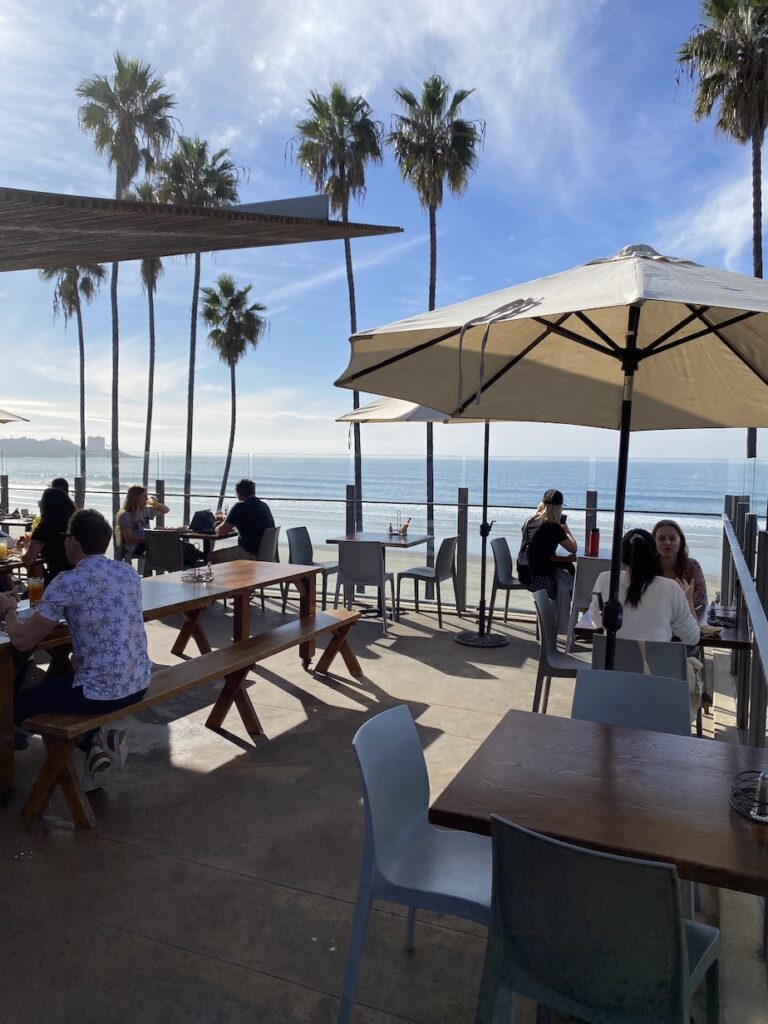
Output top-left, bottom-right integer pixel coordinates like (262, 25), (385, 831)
(76, 744), (112, 793)
(99, 728), (128, 770)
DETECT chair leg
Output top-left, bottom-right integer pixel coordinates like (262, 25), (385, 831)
(706, 959), (720, 1024)
(390, 577), (397, 623)
(489, 581), (497, 627)
(414, 579), (419, 614)
(380, 586), (388, 634)
(436, 579), (443, 629)
(337, 892), (373, 1024)
(532, 664), (545, 713)
(504, 589), (510, 623)
(405, 907), (417, 950)
(321, 572), (328, 611)
(260, 588), (265, 613)
(452, 572), (462, 618)
(281, 582), (289, 614)
(333, 580), (341, 610)
(396, 575), (402, 620)
(541, 675), (553, 715)
(564, 603), (578, 653)
(474, 957), (502, 1024)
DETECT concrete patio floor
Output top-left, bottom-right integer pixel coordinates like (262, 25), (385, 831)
(1, 594), (766, 1023)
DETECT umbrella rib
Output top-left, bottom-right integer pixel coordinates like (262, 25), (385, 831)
(644, 308), (760, 360)
(573, 311), (622, 353)
(340, 326), (463, 385)
(531, 317), (622, 358)
(690, 307), (768, 387)
(641, 306), (710, 355)
(454, 314), (572, 414)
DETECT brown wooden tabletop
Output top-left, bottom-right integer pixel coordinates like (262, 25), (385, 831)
(429, 709), (768, 896)
(326, 531), (430, 549)
(573, 611), (752, 652)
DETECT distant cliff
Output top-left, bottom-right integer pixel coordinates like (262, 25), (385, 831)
(0, 435), (117, 456)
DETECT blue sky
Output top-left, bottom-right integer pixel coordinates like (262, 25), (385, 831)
(0, 0), (764, 463)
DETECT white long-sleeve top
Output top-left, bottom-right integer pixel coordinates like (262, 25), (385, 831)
(589, 570), (700, 645)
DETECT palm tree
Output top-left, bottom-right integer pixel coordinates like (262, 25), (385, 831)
(678, 0), (768, 457)
(157, 137), (241, 523)
(294, 83), (384, 532)
(388, 74), (484, 573)
(76, 53), (175, 516)
(200, 274), (268, 508)
(38, 265), (107, 481)
(130, 180), (165, 487)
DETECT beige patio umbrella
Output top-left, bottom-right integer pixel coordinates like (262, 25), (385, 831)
(338, 397), (505, 646)
(335, 244), (768, 665)
(0, 409), (29, 423)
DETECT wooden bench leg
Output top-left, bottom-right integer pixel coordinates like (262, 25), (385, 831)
(21, 736), (95, 829)
(297, 576), (318, 666)
(205, 667), (263, 736)
(314, 624), (362, 677)
(171, 609), (212, 657)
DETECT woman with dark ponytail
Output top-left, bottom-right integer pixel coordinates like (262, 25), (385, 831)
(589, 529), (699, 644)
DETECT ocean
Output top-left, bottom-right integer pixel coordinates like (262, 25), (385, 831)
(2, 452), (766, 587)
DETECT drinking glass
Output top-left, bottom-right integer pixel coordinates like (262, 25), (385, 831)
(0, 539), (8, 559)
(27, 577), (44, 606)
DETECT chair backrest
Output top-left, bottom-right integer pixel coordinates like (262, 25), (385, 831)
(435, 536), (458, 579)
(571, 556), (611, 610)
(532, 589), (559, 659)
(287, 526), (313, 565)
(490, 537), (514, 585)
(143, 530), (184, 573)
(352, 706), (429, 872)
(573, 668), (691, 735)
(487, 816), (687, 1023)
(257, 525), (281, 561)
(337, 541), (385, 588)
(592, 635), (688, 680)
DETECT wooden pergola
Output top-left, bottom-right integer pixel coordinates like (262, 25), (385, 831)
(0, 186), (402, 271)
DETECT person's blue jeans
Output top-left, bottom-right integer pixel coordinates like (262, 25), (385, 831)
(15, 677), (147, 750)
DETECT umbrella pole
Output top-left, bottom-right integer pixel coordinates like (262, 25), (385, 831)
(456, 420), (508, 648)
(603, 305), (640, 670)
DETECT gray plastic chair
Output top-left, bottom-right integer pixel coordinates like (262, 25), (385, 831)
(337, 706), (492, 1024)
(573, 667), (691, 736)
(334, 541), (395, 634)
(564, 556), (611, 652)
(532, 589), (588, 714)
(253, 525), (282, 612)
(281, 526), (338, 612)
(488, 538), (526, 626)
(476, 816), (720, 1024)
(396, 535), (461, 628)
(143, 530), (184, 575)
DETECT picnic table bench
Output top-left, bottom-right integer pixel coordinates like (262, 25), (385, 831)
(20, 607), (360, 828)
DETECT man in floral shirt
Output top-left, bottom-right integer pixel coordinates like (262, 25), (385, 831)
(3, 509), (151, 789)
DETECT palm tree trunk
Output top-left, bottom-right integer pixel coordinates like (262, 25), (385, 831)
(747, 128), (763, 459)
(426, 203), (438, 582)
(110, 172), (123, 522)
(342, 193), (363, 532)
(219, 363), (236, 510)
(75, 295), (87, 482)
(142, 286), (156, 488)
(183, 253), (201, 525)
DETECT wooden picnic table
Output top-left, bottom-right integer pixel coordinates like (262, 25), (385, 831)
(429, 708), (768, 897)
(0, 559), (327, 798)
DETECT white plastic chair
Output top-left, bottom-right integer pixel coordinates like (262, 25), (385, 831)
(532, 590), (588, 714)
(476, 816), (720, 1024)
(337, 706), (492, 1024)
(334, 541), (395, 634)
(564, 556), (611, 651)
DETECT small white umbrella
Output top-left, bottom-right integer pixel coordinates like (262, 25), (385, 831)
(0, 408), (29, 423)
(336, 244), (768, 665)
(338, 397), (505, 646)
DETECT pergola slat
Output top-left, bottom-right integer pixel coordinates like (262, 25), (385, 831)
(0, 186), (402, 271)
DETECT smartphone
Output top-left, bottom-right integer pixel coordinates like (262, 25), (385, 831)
(560, 514), (568, 524)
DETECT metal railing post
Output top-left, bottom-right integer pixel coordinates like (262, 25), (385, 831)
(0, 475), (8, 514)
(345, 485), (355, 535)
(155, 479), (166, 528)
(722, 495), (736, 604)
(749, 531), (768, 747)
(74, 477), (85, 509)
(456, 486), (468, 612)
(585, 489), (597, 549)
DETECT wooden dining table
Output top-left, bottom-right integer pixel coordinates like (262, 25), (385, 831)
(429, 709), (768, 897)
(326, 531), (431, 551)
(0, 559), (322, 799)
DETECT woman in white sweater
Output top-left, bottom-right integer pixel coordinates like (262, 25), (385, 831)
(589, 528), (700, 645)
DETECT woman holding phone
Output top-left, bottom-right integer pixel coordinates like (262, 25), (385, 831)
(517, 488), (577, 598)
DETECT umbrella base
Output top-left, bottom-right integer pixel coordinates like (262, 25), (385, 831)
(454, 629), (509, 648)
